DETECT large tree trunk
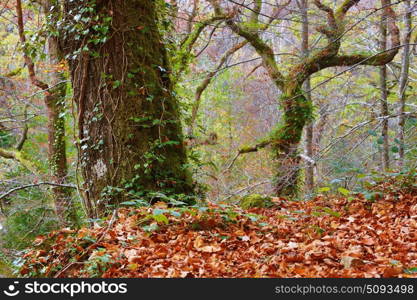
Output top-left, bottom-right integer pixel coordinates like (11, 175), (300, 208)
(272, 84), (312, 196)
(63, 0), (193, 215)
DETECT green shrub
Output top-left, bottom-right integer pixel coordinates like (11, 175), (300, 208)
(239, 194), (273, 209)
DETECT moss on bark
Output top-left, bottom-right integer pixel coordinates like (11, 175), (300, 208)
(270, 84), (313, 196)
(63, 0), (194, 215)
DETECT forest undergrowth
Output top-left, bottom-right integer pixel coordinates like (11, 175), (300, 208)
(19, 173), (417, 278)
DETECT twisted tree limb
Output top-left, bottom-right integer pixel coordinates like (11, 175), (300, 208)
(188, 0), (291, 136)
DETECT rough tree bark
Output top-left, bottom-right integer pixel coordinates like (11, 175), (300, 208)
(62, 0), (193, 215)
(210, 0), (400, 197)
(16, 0), (77, 225)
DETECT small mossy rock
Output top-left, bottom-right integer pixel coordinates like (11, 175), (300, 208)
(239, 194), (273, 209)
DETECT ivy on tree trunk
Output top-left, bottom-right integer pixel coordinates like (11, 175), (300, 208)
(62, 0), (193, 216)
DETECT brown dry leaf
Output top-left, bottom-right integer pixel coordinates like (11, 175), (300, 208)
(33, 236), (46, 246)
(234, 230), (247, 236)
(199, 244), (221, 253)
(341, 256), (365, 269)
(382, 266), (403, 278)
(20, 186), (417, 278)
(193, 236), (221, 253)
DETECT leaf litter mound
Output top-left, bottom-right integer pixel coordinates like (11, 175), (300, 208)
(20, 188), (417, 278)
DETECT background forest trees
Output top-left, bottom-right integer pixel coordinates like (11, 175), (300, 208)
(0, 0), (416, 265)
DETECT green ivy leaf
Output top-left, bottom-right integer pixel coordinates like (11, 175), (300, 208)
(152, 214), (169, 225)
(322, 207), (341, 217)
(337, 187), (350, 196)
(112, 80), (122, 89)
(120, 199), (148, 207)
(391, 146), (399, 153)
(318, 187), (330, 193)
(74, 14), (82, 22)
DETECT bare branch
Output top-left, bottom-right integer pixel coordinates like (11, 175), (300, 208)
(222, 180), (270, 201)
(250, 0), (262, 24)
(186, 0), (200, 34)
(336, 0), (361, 18)
(313, 0), (336, 31)
(245, 63), (263, 78)
(0, 182), (77, 201)
(188, 41), (248, 135)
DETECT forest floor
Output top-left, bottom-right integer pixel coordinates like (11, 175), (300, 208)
(20, 180), (417, 278)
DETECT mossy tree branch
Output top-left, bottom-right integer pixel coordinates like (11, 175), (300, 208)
(174, 14), (228, 78)
(249, 0), (262, 24)
(293, 0), (399, 84)
(239, 139), (271, 154)
(188, 0), (290, 137)
(209, 0), (286, 89)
